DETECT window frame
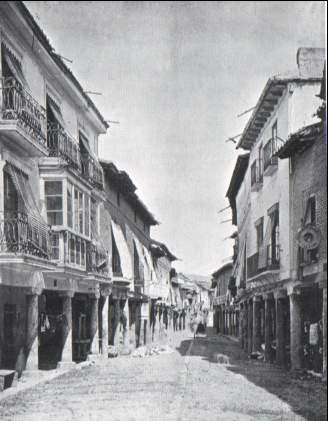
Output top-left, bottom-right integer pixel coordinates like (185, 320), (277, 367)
(44, 180), (64, 226)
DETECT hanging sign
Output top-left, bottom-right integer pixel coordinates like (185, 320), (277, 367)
(297, 224), (321, 250)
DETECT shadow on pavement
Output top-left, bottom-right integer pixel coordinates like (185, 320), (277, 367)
(176, 328), (327, 421)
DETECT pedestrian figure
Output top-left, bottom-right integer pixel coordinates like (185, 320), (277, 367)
(190, 312), (202, 338)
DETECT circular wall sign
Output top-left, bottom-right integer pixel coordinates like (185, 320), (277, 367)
(297, 224), (321, 250)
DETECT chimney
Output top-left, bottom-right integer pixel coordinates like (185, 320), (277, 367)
(296, 48), (326, 78)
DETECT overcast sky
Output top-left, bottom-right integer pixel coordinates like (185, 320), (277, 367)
(26, 1), (325, 276)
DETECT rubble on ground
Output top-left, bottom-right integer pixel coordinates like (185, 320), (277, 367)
(131, 344), (174, 358)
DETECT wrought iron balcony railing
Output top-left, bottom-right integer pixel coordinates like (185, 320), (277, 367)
(1, 77), (47, 148)
(247, 245), (280, 279)
(86, 242), (109, 275)
(46, 124), (104, 189)
(81, 153), (104, 190)
(0, 211), (51, 259)
(47, 123), (81, 171)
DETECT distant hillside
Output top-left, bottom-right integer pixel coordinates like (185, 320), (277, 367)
(186, 274), (212, 289)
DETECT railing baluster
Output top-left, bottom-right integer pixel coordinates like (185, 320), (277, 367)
(1, 77), (47, 148)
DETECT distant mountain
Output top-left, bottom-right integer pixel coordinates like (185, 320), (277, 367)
(185, 274), (212, 289)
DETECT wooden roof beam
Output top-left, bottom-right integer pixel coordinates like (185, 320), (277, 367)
(258, 111), (271, 118)
(254, 117), (267, 123)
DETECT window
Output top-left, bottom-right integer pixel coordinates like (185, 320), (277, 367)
(74, 189), (79, 232)
(67, 182), (73, 228)
(256, 218), (264, 252)
(84, 195), (90, 236)
(91, 199), (98, 239)
(269, 207), (279, 266)
(251, 161), (258, 186)
(3, 171), (18, 214)
(81, 241), (85, 266)
(51, 232), (60, 260)
(76, 238), (81, 265)
(258, 145), (263, 181)
(79, 191), (83, 234)
(117, 191), (121, 207)
(307, 196), (316, 225)
(45, 181), (63, 225)
(73, 188), (84, 234)
(69, 236), (75, 263)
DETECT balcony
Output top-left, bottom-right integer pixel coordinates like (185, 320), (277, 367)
(0, 77), (48, 156)
(45, 125), (104, 189)
(86, 243), (109, 276)
(251, 160), (263, 192)
(47, 124), (81, 172)
(81, 154), (104, 190)
(247, 245), (280, 279)
(213, 295), (226, 307)
(0, 211), (51, 260)
(263, 138), (278, 176)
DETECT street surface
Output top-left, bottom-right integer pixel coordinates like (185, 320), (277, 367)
(0, 330), (326, 421)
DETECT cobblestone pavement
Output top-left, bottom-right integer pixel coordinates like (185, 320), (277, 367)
(0, 330), (326, 421)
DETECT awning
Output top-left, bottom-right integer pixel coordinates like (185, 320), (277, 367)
(47, 94), (65, 127)
(79, 131), (100, 163)
(143, 246), (159, 284)
(133, 235), (149, 281)
(110, 220), (133, 279)
(6, 163), (50, 256)
(2, 43), (29, 88)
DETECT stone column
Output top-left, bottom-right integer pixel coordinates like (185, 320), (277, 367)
(58, 290), (74, 368)
(113, 299), (121, 346)
(129, 301), (137, 349)
(135, 302), (141, 347)
(122, 299), (130, 351)
(223, 307), (226, 334)
(25, 290), (40, 371)
(236, 310), (240, 338)
(89, 295), (99, 355)
(275, 290), (287, 367)
(322, 277), (327, 382)
(243, 301), (248, 351)
(140, 302), (149, 346)
(239, 304), (244, 346)
(229, 310), (233, 335)
(101, 293), (109, 356)
(289, 289), (303, 371)
(247, 299), (253, 355)
(252, 295), (262, 353)
(264, 293), (274, 362)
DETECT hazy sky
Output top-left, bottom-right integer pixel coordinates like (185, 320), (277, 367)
(26, 1), (325, 276)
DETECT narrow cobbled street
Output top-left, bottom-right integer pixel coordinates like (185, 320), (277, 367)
(0, 330), (326, 421)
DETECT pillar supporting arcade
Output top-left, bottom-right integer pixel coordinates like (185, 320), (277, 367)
(275, 289), (287, 367)
(264, 292), (274, 363)
(25, 288), (41, 371)
(57, 290), (75, 369)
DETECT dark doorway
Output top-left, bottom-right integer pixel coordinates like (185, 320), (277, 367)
(72, 294), (91, 362)
(38, 291), (64, 370)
